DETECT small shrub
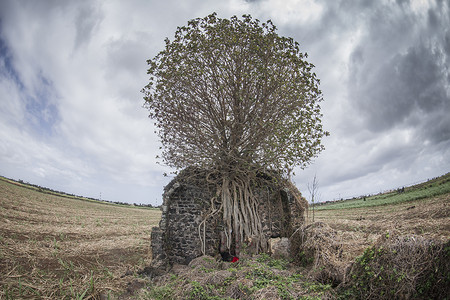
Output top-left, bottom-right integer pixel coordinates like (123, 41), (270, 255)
(302, 281), (332, 294)
(147, 284), (176, 300)
(187, 281), (222, 300)
(244, 263), (303, 299)
(256, 253), (290, 270)
(339, 234), (450, 299)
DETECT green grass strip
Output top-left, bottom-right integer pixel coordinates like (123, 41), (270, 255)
(316, 178), (450, 210)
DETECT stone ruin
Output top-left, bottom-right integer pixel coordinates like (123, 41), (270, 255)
(150, 167), (307, 267)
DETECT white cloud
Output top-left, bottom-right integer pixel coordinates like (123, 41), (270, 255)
(0, 0), (449, 205)
(254, 0), (324, 25)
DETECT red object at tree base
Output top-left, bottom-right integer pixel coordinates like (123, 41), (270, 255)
(231, 257), (239, 263)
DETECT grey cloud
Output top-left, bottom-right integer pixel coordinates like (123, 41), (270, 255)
(400, 46), (446, 113)
(421, 113), (450, 144)
(354, 43), (448, 134)
(74, 4), (104, 50)
(444, 31), (450, 56)
(1, 0), (449, 205)
(240, 0), (450, 203)
(106, 33), (152, 76)
(348, 0), (449, 144)
(427, 8), (439, 29)
(331, 163), (380, 184)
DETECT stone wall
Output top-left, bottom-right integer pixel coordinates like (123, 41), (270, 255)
(151, 168), (307, 267)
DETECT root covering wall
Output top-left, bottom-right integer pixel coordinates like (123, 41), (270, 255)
(151, 168), (307, 266)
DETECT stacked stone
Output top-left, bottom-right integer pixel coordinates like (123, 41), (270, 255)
(150, 168), (306, 267)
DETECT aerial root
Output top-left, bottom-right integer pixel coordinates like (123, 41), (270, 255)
(199, 175), (268, 256)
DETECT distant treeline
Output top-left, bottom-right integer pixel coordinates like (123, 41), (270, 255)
(1, 176), (158, 208)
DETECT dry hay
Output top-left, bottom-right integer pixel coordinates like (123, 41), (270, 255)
(226, 278), (254, 300)
(313, 193), (450, 241)
(146, 256), (242, 299)
(143, 254), (336, 300)
(187, 255), (218, 269)
(205, 269), (233, 285)
(290, 222), (346, 286)
(252, 285), (281, 300)
(341, 232), (450, 300)
(0, 179), (160, 299)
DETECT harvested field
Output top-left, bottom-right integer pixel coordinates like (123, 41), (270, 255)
(139, 177), (449, 299)
(308, 193), (450, 261)
(1, 174), (449, 299)
(0, 178), (161, 299)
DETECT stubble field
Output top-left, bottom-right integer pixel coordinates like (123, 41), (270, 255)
(1, 174), (449, 299)
(308, 191), (449, 266)
(0, 178), (161, 299)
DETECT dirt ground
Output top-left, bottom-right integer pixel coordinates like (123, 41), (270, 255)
(0, 179), (161, 299)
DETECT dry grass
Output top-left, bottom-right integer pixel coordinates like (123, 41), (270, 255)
(0, 179), (161, 299)
(139, 183), (449, 299)
(307, 193), (450, 262)
(340, 234), (450, 299)
(141, 254), (335, 300)
(2, 175), (449, 299)
(290, 222), (347, 286)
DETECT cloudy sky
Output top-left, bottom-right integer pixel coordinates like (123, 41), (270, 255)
(0, 0), (449, 205)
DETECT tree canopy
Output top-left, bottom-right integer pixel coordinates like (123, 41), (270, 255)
(142, 13), (327, 177)
(142, 13), (328, 254)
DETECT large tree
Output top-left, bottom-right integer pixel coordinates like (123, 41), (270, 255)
(142, 13), (328, 253)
